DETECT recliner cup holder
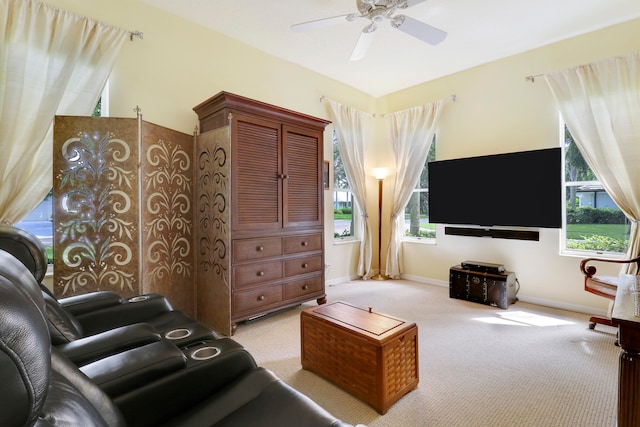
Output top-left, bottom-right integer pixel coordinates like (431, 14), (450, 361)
(165, 328), (192, 340)
(191, 346), (220, 361)
(128, 295), (150, 303)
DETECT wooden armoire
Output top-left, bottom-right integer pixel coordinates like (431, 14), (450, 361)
(193, 92), (330, 335)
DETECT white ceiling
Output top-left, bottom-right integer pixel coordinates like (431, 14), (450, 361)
(140, 0), (640, 97)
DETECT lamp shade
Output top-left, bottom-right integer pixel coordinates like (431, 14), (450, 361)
(372, 167), (388, 180)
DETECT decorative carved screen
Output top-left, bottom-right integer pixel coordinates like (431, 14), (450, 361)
(53, 115), (195, 315)
(194, 126), (231, 332)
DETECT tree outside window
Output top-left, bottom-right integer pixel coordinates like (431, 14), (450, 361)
(404, 137), (436, 240)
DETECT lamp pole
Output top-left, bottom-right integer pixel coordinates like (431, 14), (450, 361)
(372, 168), (388, 281)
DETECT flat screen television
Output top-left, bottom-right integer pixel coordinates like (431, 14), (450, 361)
(428, 147), (562, 228)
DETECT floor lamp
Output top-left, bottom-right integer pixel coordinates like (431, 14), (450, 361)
(372, 168), (388, 281)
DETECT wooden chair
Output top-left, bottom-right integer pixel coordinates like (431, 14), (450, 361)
(580, 255), (640, 330)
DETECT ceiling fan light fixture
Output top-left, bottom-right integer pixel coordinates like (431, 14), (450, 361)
(346, 13), (360, 22)
(363, 22), (378, 33)
(390, 15), (406, 28)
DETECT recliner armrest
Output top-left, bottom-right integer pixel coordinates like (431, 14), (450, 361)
(72, 294), (176, 335)
(114, 338), (258, 426)
(162, 367), (357, 427)
(57, 323), (161, 366)
(59, 291), (125, 315)
(80, 340), (187, 397)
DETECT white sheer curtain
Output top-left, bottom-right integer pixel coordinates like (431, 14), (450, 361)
(327, 99), (374, 278)
(384, 100), (445, 279)
(0, 0), (129, 224)
(544, 51), (640, 270)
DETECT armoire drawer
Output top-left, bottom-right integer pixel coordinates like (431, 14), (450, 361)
(284, 233), (322, 254)
(233, 237), (282, 262)
(284, 255), (323, 277)
(284, 276), (323, 300)
(233, 261), (282, 289)
(234, 285), (283, 315)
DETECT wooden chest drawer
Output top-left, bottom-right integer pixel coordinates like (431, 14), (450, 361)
(234, 285), (283, 315)
(284, 233), (322, 254)
(284, 255), (322, 277)
(284, 276), (323, 300)
(233, 261), (282, 289)
(233, 237), (282, 262)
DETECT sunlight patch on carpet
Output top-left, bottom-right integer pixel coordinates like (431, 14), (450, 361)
(473, 310), (576, 326)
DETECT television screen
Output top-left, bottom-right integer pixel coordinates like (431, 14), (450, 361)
(428, 148), (562, 228)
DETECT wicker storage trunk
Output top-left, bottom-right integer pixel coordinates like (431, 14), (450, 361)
(301, 301), (418, 414)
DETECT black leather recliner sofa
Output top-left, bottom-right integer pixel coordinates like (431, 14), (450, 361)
(0, 244), (357, 426)
(0, 224), (217, 366)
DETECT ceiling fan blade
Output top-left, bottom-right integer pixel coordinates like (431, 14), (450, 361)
(391, 15), (447, 45)
(350, 25), (377, 61)
(291, 14), (354, 32)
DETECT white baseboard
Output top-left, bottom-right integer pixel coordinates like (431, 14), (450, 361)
(326, 273), (607, 318)
(326, 274), (362, 287)
(400, 273), (608, 318)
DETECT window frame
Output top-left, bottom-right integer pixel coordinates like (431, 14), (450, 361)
(560, 120), (629, 258)
(332, 130), (360, 243)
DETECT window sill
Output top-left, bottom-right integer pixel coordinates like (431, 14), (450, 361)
(403, 237), (436, 245)
(333, 237), (360, 245)
(560, 249), (628, 259)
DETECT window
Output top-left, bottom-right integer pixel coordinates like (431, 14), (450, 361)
(563, 124), (630, 255)
(333, 131), (359, 240)
(15, 88), (108, 263)
(403, 136), (436, 241)
(15, 190), (54, 262)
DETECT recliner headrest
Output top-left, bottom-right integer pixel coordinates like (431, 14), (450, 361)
(0, 224), (48, 284)
(0, 272), (50, 426)
(0, 249), (46, 315)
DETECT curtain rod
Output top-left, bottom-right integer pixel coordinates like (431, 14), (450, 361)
(320, 94), (456, 117)
(320, 94), (456, 103)
(526, 50), (640, 83)
(37, 0), (142, 42)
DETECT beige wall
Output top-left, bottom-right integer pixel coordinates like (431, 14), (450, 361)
(43, 0), (640, 314)
(378, 19), (640, 313)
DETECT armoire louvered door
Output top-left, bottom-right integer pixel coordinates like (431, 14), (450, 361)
(283, 125), (323, 229)
(232, 114), (282, 231)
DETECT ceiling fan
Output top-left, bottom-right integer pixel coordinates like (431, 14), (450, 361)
(290, 0), (447, 61)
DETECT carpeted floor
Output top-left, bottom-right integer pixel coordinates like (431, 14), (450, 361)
(232, 280), (619, 427)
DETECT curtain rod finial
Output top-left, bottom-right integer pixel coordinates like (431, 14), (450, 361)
(129, 31), (143, 41)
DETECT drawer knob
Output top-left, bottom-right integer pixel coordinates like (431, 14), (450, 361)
(257, 246), (264, 251)
(258, 295), (265, 301)
(302, 263), (308, 268)
(301, 241), (308, 246)
(257, 271), (264, 276)
(302, 284), (309, 290)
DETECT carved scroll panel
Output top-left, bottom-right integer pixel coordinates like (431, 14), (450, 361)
(194, 126), (231, 334)
(53, 116), (194, 315)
